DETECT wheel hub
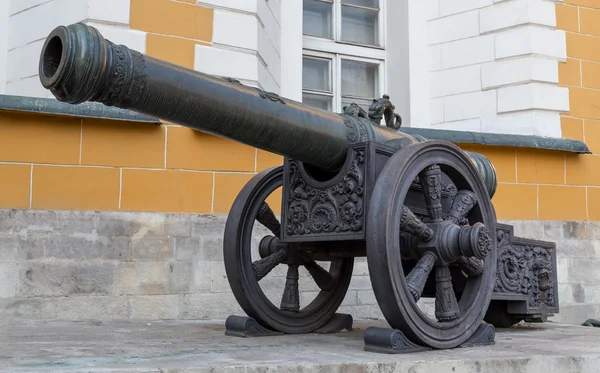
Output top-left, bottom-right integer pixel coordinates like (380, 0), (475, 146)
(415, 220), (492, 265)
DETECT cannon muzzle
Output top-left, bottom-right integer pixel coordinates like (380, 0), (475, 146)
(39, 23), (497, 197)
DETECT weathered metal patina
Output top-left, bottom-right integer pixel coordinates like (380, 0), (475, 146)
(38, 23), (559, 352)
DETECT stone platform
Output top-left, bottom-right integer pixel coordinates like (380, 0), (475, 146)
(1, 319), (599, 373)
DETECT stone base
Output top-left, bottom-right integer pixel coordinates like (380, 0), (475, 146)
(2, 319), (600, 373)
(1, 209), (599, 326)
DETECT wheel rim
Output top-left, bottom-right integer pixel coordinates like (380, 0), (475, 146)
(224, 166), (354, 334)
(366, 141), (497, 349)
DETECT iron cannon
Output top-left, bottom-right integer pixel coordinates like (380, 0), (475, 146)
(38, 23), (558, 352)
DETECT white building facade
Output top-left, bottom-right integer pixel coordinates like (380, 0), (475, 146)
(0, 0), (568, 138)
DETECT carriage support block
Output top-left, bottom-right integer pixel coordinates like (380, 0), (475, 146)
(459, 322), (496, 348)
(224, 315), (284, 338)
(224, 313), (354, 338)
(363, 327), (431, 354)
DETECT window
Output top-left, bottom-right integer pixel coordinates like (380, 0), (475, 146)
(302, 0), (386, 113)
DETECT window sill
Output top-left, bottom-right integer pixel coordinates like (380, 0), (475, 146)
(0, 94), (590, 155)
(0, 94), (161, 124)
(398, 127), (591, 154)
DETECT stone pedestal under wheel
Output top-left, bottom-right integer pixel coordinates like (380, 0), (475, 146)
(223, 166), (354, 334)
(366, 140), (497, 349)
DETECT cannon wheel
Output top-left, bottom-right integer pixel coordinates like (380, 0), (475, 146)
(366, 140), (497, 349)
(223, 166), (354, 334)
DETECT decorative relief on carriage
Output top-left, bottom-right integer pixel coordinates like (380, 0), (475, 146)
(284, 149), (366, 238)
(494, 226), (557, 310)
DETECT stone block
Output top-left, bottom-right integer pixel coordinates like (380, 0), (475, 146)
(428, 9), (480, 45)
(47, 296), (129, 320)
(17, 262), (115, 297)
(12, 209), (95, 235)
(567, 258), (600, 286)
(555, 239), (597, 259)
(348, 276), (373, 290)
(0, 234), (43, 262)
(0, 298), (42, 322)
(174, 236), (201, 261)
(544, 221), (565, 241)
(0, 209), (13, 234)
(0, 263), (18, 298)
(564, 221), (600, 241)
(179, 293), (243, 320)
(165, 213), (192, 237)
(356, 289), (378, 306)
(441, 35), (495, 70)
(43, 234), (130, 261)
(169, 261), (193, 294)
(549, 303), (600, 325)
(210, 262), (231, 293)
(192, 261), (211, 292)
(199, 235), (225, 262)
(131, 236), (173, 262)
(191, 215), (227, 238)
(129, 295), (179, 320)
(117, 262), (170, 295)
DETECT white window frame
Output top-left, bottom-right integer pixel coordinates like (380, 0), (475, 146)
(302, 50), (386, 113)
(302, 0), (387, 113)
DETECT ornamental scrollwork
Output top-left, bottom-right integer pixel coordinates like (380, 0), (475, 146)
(285, 150), (365, 236)
(494, 229), (556, 308)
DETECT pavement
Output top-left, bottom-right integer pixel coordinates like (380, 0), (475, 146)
(1, 318), (600, 373)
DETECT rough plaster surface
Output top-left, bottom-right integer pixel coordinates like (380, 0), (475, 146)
(1, 319), (600, 373)
(0, 209), (599, 325)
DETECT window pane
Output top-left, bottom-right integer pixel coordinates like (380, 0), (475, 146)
(303, 0), (333, 39)
(303, 93), (333, 111)
(341, 5), (379, 45)
(342, 0), (379, 9)
(341, 97), (373, 115)
(341, 59), (378, 98)
(302, 57), (331, 92)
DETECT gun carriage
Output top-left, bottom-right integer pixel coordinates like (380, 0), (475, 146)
(38, 23), (559, 352)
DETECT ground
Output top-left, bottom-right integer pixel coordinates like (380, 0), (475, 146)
(1, 318), (599, 373)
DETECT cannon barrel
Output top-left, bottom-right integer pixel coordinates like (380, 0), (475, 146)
(38, 23), (497, 197)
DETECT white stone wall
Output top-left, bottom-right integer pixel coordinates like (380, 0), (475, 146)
(4, 0), (145, 99)
(194, 0), (281, 93)
(0, 0), (8, 94)
(426, 0), (568, 137)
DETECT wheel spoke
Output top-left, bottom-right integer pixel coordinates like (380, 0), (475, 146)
(256, 202), (281, 236)
(456, 257), (484, 277)
(446, 190), (477, 225)
(252, 249), (286, 281)
(406, 252), (437, 302)
(304, 260), (334, 291)
(435, 266), (460, 322)
(400, 206), (434, 241)
(419, 164), (443, 222)
(280, 264), (300, 312)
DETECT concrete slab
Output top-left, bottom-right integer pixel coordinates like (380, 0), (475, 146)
(1, 319), (599, 373)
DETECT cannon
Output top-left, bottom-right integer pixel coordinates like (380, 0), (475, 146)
(38, 23), (558, 352)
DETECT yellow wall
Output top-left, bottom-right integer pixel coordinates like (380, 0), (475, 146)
(0, 0), (598, 221)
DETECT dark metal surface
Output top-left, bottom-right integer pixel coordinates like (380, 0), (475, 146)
(38, 22), (497, 197)
(222, 166), (355, 334)
(484, 222), (559, 326)
(35, 23), (560, 351)
(365, 140), (498, 349)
